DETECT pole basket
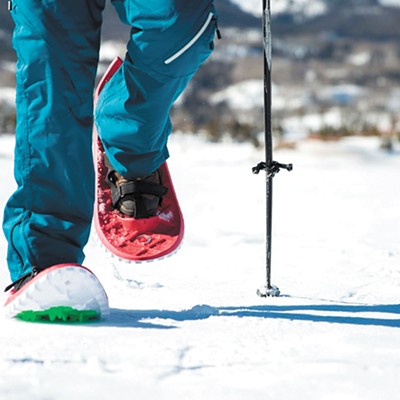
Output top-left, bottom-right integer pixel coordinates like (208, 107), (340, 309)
(257, 285), (281, 298)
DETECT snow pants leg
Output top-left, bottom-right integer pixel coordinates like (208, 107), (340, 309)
(96, 0), (217, 179)
(3, 0), (216, 282)
(3, 0), (105, 281)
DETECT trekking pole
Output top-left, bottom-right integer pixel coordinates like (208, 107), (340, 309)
(252, 0), (292, 297)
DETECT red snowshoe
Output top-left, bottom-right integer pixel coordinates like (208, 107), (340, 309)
(93, 57), (184, 262)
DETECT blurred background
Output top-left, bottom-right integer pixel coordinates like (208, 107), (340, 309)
(1, 0), (399, 150)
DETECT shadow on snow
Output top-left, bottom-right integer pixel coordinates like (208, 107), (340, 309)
(93, 303), (400, 329)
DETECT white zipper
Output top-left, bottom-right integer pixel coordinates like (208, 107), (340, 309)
(164, 11), (215, 65)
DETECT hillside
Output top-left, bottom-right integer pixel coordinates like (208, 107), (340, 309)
(1, 0), (400, 141)
(2, 0), (400, 57)
(273, 0), (400, 40)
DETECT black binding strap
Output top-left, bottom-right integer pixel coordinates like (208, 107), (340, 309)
(110, 178), (168, 208)
(4, 266), (43, 293)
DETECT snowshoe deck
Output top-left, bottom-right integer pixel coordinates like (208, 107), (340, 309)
(94, 57), (184, 262)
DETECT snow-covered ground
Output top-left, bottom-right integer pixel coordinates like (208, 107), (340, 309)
(379, 0), (400, 7)
(230, 0), (400, 16)
(1, 133), (400, 399)
(0, 88), (16, 109)
(230, 0), (327, 17)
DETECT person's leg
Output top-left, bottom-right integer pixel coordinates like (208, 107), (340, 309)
(3, 0), (105, 281)
(95, 0), (217, 180)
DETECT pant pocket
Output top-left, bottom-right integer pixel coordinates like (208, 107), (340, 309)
(161, 10), (217, 74)
(128, 5), (217, 80)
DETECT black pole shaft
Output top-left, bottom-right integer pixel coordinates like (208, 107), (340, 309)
(263, 0), (273, 290)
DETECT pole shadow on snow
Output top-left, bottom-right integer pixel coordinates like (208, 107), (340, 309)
(92, 303), (400, 329)
(220, 303), (400, 329)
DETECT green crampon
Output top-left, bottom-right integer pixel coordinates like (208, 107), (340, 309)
(16, 307), (99, 323)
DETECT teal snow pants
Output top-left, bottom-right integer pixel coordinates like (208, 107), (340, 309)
(3, 0), (216, 281)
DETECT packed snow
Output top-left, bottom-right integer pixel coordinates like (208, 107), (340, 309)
(1, 132), (400, 399)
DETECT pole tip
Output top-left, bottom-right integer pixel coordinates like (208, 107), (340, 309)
(257, 284), (280, 297)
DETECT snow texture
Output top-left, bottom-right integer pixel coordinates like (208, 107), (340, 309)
(1, 133), (400, 399)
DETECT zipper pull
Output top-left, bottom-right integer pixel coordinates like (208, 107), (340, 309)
(213, 17), (222, 40)
(216, 27), (222, 40)
(8, 1), (13, 11)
